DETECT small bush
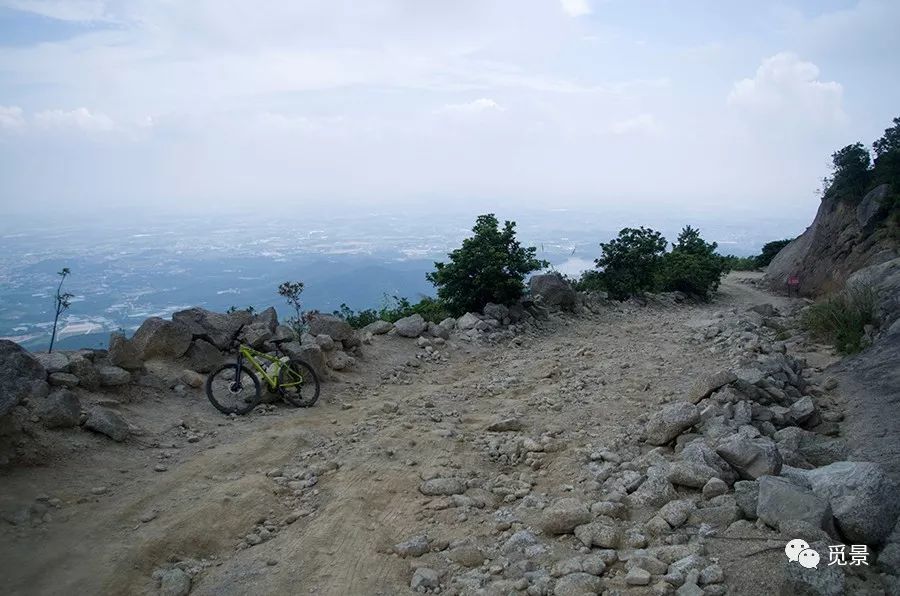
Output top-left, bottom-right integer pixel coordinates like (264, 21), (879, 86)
(755, 239), (793, 268)
(657, 226), (726, 300)
(595, 227), (667, 300)
(572, 269), (606, 293)
(721, 255), (757, 271)
(427, 214), (547, 316)
(335, 295), (451, 329)
(802, 284), (877, 354)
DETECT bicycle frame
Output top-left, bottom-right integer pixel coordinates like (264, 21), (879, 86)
(235, 344), (286, 389)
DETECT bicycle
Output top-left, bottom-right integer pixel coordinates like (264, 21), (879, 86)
(205, 344), (320, 415)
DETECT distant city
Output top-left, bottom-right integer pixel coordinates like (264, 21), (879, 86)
(0, 207), (805, 351)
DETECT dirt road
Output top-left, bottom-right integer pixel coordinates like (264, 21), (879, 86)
(0, 273), (855, 595)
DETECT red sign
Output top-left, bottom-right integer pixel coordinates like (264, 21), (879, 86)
(787, 275), (800, 286)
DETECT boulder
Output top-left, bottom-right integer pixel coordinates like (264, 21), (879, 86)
(238, 322), (273, 350)
(362, 320), (393, 335)
(410, 568), (440, 591)
(131, 317), (192, 360)
(280, 342), (327, 381)
(306, 314), (353, 342)
(457, 313), (481, 331)
(781, 541), (845, 596)
(756, 475), (833, 532)
(687, 370), (737, 404)
(541, 498), (592, 535)
(314, 334), (336, 351)
(806, 461), (900, 544)
(628, 465), (679, 509)
(574, 520), (621, 548)
(159, 567), (192, 596)
(734, 480), (759, 520)
(183, 339), (225, 373)
(1, 340), (47, 416)
(529, 273), (577, 310)
(48, 372), (79, 388)
(419, 478), (466, 496)
(716, 435), (782, 480)
(554, 572), (603, 595)
(107, 333), (142, 370)
(84, 407), (130, 442)
(483, 303), (509, 321)
(253, 306), (278, 332)
(36, 389), (81, 428)
(393, 534), (430, 558)
(393, 314), (427, 338)
(97, 365), (132, 386)
(172, 307), (252, 350)
(773, 427), (848, 467)
(645, 402), (700, 445)
(427, 322), (450, 340)
(32, 351), (69, 374)
(327, 351), (354, 371)
(680, 440), (736, 485)
(68, 355), (101, 391)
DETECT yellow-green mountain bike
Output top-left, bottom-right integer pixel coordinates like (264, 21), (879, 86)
(205, 344), (320, 415)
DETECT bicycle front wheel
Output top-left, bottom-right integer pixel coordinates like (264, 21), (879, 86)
(206, 364), (262, 415)
(278, 359), (321, 407)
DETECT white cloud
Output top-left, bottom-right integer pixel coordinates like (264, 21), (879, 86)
(559, 0), (591, 17)
(437, 98), (504, 115)
(0, 105), (26, 131)
(1, 0), (110, 22)
(610, 113), (659, 136)
(727, 52), (844, 126)
(33, 107), (116, 132)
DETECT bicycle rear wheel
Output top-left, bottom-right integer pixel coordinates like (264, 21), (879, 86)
(278, 359), (321, 407)
(206, 364), (262, 415)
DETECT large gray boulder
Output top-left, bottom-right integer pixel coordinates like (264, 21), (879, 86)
(781, 541), (845, 596)
(541, 498), (592, 534)
(68, 354), (101, 391)
(281, 341), (327, 381)
(97, 365), (132, 386)
(131, 317), (192, 360)
(107, 333), (142, 370)
(756, 475), (833, 533)
(362, 320), (393, 335)
(806, 461), (900, 544)
(172, 307), (252, 350)
(36, 389), (81, 428)
(774, 427), (848, 467)
(306, 314), (354, 343)
(1, 340), (47, 416)
(32, 351), (69, 374)
(687, 370), (737, 404)
(457, 313), (480, 331)
(645, 402), (700, 445)
(529, 273), (577, 310)
(716, 434), (782, 480)
(183, 339), (225, 373)
(680, 439), (737, 484)
(394, 314), (427, 338)
(84, 407), (130, 442)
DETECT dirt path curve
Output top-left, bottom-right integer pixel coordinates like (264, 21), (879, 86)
(0, 273), (817, 595)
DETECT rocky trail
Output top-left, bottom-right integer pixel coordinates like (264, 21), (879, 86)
(1, 272), (898, 596)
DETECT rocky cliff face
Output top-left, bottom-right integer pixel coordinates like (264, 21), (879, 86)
(764, 184), (898, 296)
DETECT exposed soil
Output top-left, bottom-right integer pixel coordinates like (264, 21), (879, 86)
(0, 272), (890, 595)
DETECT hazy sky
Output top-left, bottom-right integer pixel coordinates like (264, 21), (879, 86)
(0, 0), (898, 226)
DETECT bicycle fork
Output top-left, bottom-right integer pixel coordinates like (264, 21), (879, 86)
(234, 351), (245, 388)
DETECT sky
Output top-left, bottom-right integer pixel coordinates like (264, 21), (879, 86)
(0, 0), (898, 228)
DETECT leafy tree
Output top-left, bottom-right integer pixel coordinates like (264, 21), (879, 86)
(427, 214), (547, 316)
(49, 267), (73, 353)
(658, 226), (726, 299)
(595, 227), (667, 300)
(573, 269), (606, 292)
(721, 255), (757, 271)
(755, 239), (793, 268)
(277, 281), (306, 338)
(824, 142), (871, 201)
(873, 117), (900, 158)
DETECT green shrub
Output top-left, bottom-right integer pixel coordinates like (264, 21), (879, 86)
(594, 227), (667, 300)
(573, 269), (606, 292)
(334, 295), (451, 329)
(721, 255), (758, 271)
(427, 214), (547, 316)
(802, 284), (877, 354)
(657, 226), (726, 300)
(755, 239), (793, 268)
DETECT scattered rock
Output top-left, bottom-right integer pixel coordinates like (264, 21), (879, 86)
(158, 567), (192, 596)
(172, 306), (252, 350)
(393, 534), (430, 558)
(131, 317), (192, 360)
(394, 314), (427, 338)
(781, 541), (845, 596)
(183, 339), (225, 373)
(485, 417), (523, 432)
(1, 340), (47, 416)
(107, 333), (142, 369)
(410, 567), (440, 591)
(702, 478), (728, 499)
(306, 314), (354, 343)
(756, 475), (833, 533)
(716, 435), (782, 480)
(48, 372), (79, 388)
(362, 320), (393, 335)
(645, 402), (700, 445)
(36, 389), (81, 428)
(83, 407), (130, 442)
(97, 365), (132, 386)
(555, 572), (603, 594)
(32, 351), (69, 374)
(687, 370), (737, 404)
(541, 498), (592, 535)
(419, 478), (466, 496)
(625, 567), (652, 586)
(529, 273), (577, 310)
